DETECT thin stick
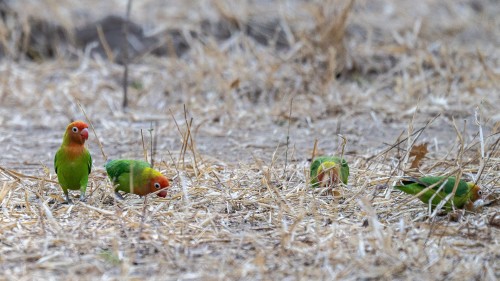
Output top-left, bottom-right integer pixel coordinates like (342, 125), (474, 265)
(169, 108), (183, 137)
(122, 0), (133, 109)
(180, 105), (199, 174)
(311, 139), (318, 161)
(141, 129), (148, 163)
(0, 165), (56, 183)
(184, 117), (200, 175)
(96, 25), (115, 62)
(187, 118), (199, 175)
(169, 108), (187, 168)
(367, 113), (440, 162)
(149, 121), (157, 167)
(78, 201), (115, 216)
(339, 134), (347, 160)
(474, 107), (485, 159)
(77, 100), (107, 161)
(283, 97), (293, 177)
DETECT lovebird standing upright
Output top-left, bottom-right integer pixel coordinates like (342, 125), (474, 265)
(54, 121), (92, 203)
(310, 156), (349, 188)
(105, 159), (169, 199)
(395, 176), (484, 211)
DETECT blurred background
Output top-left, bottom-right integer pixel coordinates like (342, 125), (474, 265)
(0, 0), (498, 170)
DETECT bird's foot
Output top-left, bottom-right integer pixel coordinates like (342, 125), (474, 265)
(79, 190), (87, 202)
(448, 210), (463, 222)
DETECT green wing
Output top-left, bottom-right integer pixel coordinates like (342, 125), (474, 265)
(105, 159), (150, 182)
(86, 149), (92, 175)
(395, 183), (428, 196)
(54, 150), (59, 174)
(395, 176), (472, 209)
(310, 156), (327, 179)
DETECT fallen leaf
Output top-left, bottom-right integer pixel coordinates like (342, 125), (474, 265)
(230, 78), (240, 89)
(409, 143), (428, 168)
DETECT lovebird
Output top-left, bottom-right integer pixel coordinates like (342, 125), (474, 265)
(105, 159), (169, 199)
(395, 176), (484, 210)
(310, 156), (349, 188)
(54, 121), (92, 203)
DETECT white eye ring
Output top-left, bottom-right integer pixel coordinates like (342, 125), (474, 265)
(478, 190), (483, 196)
(154, 183), (161, 189)
(72, 127), (78, 133)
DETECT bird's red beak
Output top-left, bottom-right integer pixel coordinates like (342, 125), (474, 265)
(157, 189), (168, 198)
(81, 128), (89, 140)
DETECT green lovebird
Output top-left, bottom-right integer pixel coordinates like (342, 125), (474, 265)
(395, 176), (483, 210)
(54, 121), (92, 203)
(310, 156), (349, 188)
(105, 159), (170, 199)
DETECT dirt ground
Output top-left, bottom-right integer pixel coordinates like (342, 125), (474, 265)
(0, 0), (499, 280)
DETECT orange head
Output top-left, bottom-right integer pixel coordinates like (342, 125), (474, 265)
(465, 184), (484, 210)
(469, 184), (483, 202)
(65, 121), (89, 145)
(317, 162), (340, 187)
(149, 175), (170, 198)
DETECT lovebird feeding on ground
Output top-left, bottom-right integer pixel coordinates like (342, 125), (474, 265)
(105, 159), (169, 199)
(395, 176), (484, 211)
(310, 156), (349, 188)
(54, 121), (92, 203)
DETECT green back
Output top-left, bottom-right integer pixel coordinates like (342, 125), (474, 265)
(401, 176), (469, 196)
(105, 159), (151, 180)
(105, 159), (152, 193)
(395, 176), (473, 209)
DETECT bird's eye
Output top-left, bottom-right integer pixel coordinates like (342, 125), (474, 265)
(154, 183), (161, 189)
(72, 127), (78, 133)
(478, 190), (483, 196)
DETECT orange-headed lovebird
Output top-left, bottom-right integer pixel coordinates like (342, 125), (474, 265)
(105, 159), (169, 199)
(54, 121), (92, 203)
(395, 176), (484, 211)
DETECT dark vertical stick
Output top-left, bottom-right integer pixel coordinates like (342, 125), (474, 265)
(311, 139), (318, 160)
(283, 98), (294, 177)
(122, 0), (133, 109)
(149, 121), (156, 168)
(141, 129), (148, 163)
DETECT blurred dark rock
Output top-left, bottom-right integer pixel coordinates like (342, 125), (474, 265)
(75, 15), (191, 63)
(0, 0), (70, 60)
(245, 19), (289, 49)
(0, 6), (290, 62)
(23, 18), (70, 60)
(150, 28), (193, 58)
(201, 18), (290, 49)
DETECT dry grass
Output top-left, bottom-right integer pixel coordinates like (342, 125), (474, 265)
(0, 0), (499, 280)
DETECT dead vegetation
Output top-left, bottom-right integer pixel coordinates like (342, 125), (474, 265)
(0, 0), (499, 280)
